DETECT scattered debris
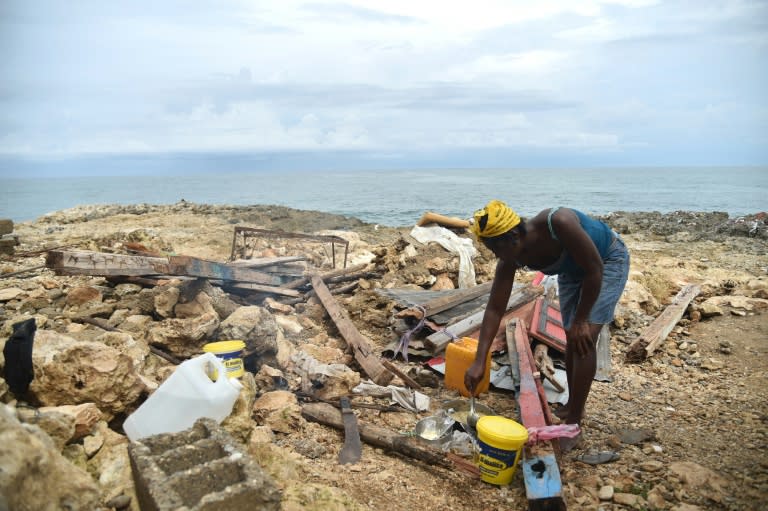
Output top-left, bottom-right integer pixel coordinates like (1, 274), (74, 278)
(1, 205), (767, 510)
(625, 284), (701, 362)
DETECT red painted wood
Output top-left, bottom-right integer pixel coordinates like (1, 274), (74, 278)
(514, 319), (547, 429)
(529, 298), (567, 352)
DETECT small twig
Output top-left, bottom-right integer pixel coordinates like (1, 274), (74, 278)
(381, 359), (423, 390)
(149, 346), (182, 365)
(0, 265), (46, 279)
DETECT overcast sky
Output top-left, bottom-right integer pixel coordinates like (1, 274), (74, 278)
(1, 0), (767, 169)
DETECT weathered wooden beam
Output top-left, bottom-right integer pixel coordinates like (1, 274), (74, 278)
(302, 402), (466, 472)
(520, 451), (567, 511)
(425, 285), (543, 353)
(221, 281), (301, 297)
(168, 255), (282, 286)
(105, 275), (186, 287)
(45, 250), (170, 276)
(625, 284), (700, 363)
(513, 319), (547, 429)
(228, 256), (308, 268)
(284, 262), (370, 290)
(512, 319), (566, 510)
(311, 275), (393, 386)
(397, 281), (493, 320)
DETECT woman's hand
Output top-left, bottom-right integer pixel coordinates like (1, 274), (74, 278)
(464, 359), (487, 396)
(567, 320), (594, 358)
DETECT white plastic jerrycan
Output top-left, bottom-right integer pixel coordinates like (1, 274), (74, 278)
(123, 352), (243, 441)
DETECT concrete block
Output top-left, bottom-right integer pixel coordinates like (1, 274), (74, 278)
(128, 419), (281, 511)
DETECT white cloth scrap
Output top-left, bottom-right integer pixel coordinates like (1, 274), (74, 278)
(352, 381), (431, 412)
(409, 225), (477, 289)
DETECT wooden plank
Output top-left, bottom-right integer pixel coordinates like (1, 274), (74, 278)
(625, 284), (700, 363)
(45, 250), (170, 276)
(513, 319), (546, 429)
(105, 275), (188, 286)
(221, 281), (301, 297)
(229, 256), (308, 268)
(285, 263), (369, 290)
(168, 255), (282, 285)
(399, 281), (493, 319)
(425, 285), (543, 353)
(520, 451), (567, 509)
(311, 275), (393, 386)
(512, 318), (566, 510)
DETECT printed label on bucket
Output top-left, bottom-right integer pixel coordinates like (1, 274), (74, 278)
(207, 357), (244, 380)
(203, 341), (245, 379)
(476, 440), (522, 485)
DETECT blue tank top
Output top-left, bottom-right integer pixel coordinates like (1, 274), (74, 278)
(535, 207), (616, 277)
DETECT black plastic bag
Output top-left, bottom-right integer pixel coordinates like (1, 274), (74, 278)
(3, 318), (36, 398)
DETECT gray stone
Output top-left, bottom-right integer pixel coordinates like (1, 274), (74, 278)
(0, 404), (101, 511)
(216, 305), (279, 361)
(29, 330), (144, 419)
(598, 485), (614, 501)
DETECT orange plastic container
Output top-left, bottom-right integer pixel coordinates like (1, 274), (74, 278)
(445, 337), (491, 397)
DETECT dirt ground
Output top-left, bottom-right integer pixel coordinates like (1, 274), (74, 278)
(2, 203), (767, 511)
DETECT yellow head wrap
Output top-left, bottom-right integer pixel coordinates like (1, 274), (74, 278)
(470, 200), (521, 238)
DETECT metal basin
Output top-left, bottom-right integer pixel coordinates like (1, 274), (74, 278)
(442, 399), (495, 431)
(413, 414), (455, 445)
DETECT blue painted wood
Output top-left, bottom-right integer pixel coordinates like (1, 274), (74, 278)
(521, 451), (563, 501)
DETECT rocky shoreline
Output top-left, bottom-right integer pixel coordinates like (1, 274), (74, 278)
(1, 203), (767, 511)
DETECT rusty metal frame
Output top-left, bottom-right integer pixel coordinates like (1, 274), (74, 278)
(229, 226), (349, 269)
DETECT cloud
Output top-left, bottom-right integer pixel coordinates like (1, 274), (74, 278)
(0, 0), (765, 164)
(301, 2), (423, 24)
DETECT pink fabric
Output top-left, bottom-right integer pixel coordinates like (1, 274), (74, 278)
(527, 424), (581, 444)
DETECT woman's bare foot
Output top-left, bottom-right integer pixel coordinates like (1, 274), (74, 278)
(559, 433), (583, 453)
(553, 405), (569, 420)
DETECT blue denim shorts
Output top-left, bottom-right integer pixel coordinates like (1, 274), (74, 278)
(558, 236), (630, 329)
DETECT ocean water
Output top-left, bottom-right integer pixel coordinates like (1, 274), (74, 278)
(1, 166), (766, 227)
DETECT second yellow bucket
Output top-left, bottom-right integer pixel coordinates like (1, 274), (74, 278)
(475, 416), (529, 485)
(203, 340), (246, 379)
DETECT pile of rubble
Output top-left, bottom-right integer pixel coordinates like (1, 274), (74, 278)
(1, 203), (767, 511)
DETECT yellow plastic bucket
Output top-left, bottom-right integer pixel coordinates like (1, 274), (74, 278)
(203, 340), (245, 379)
(475, 416), (529, 485)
